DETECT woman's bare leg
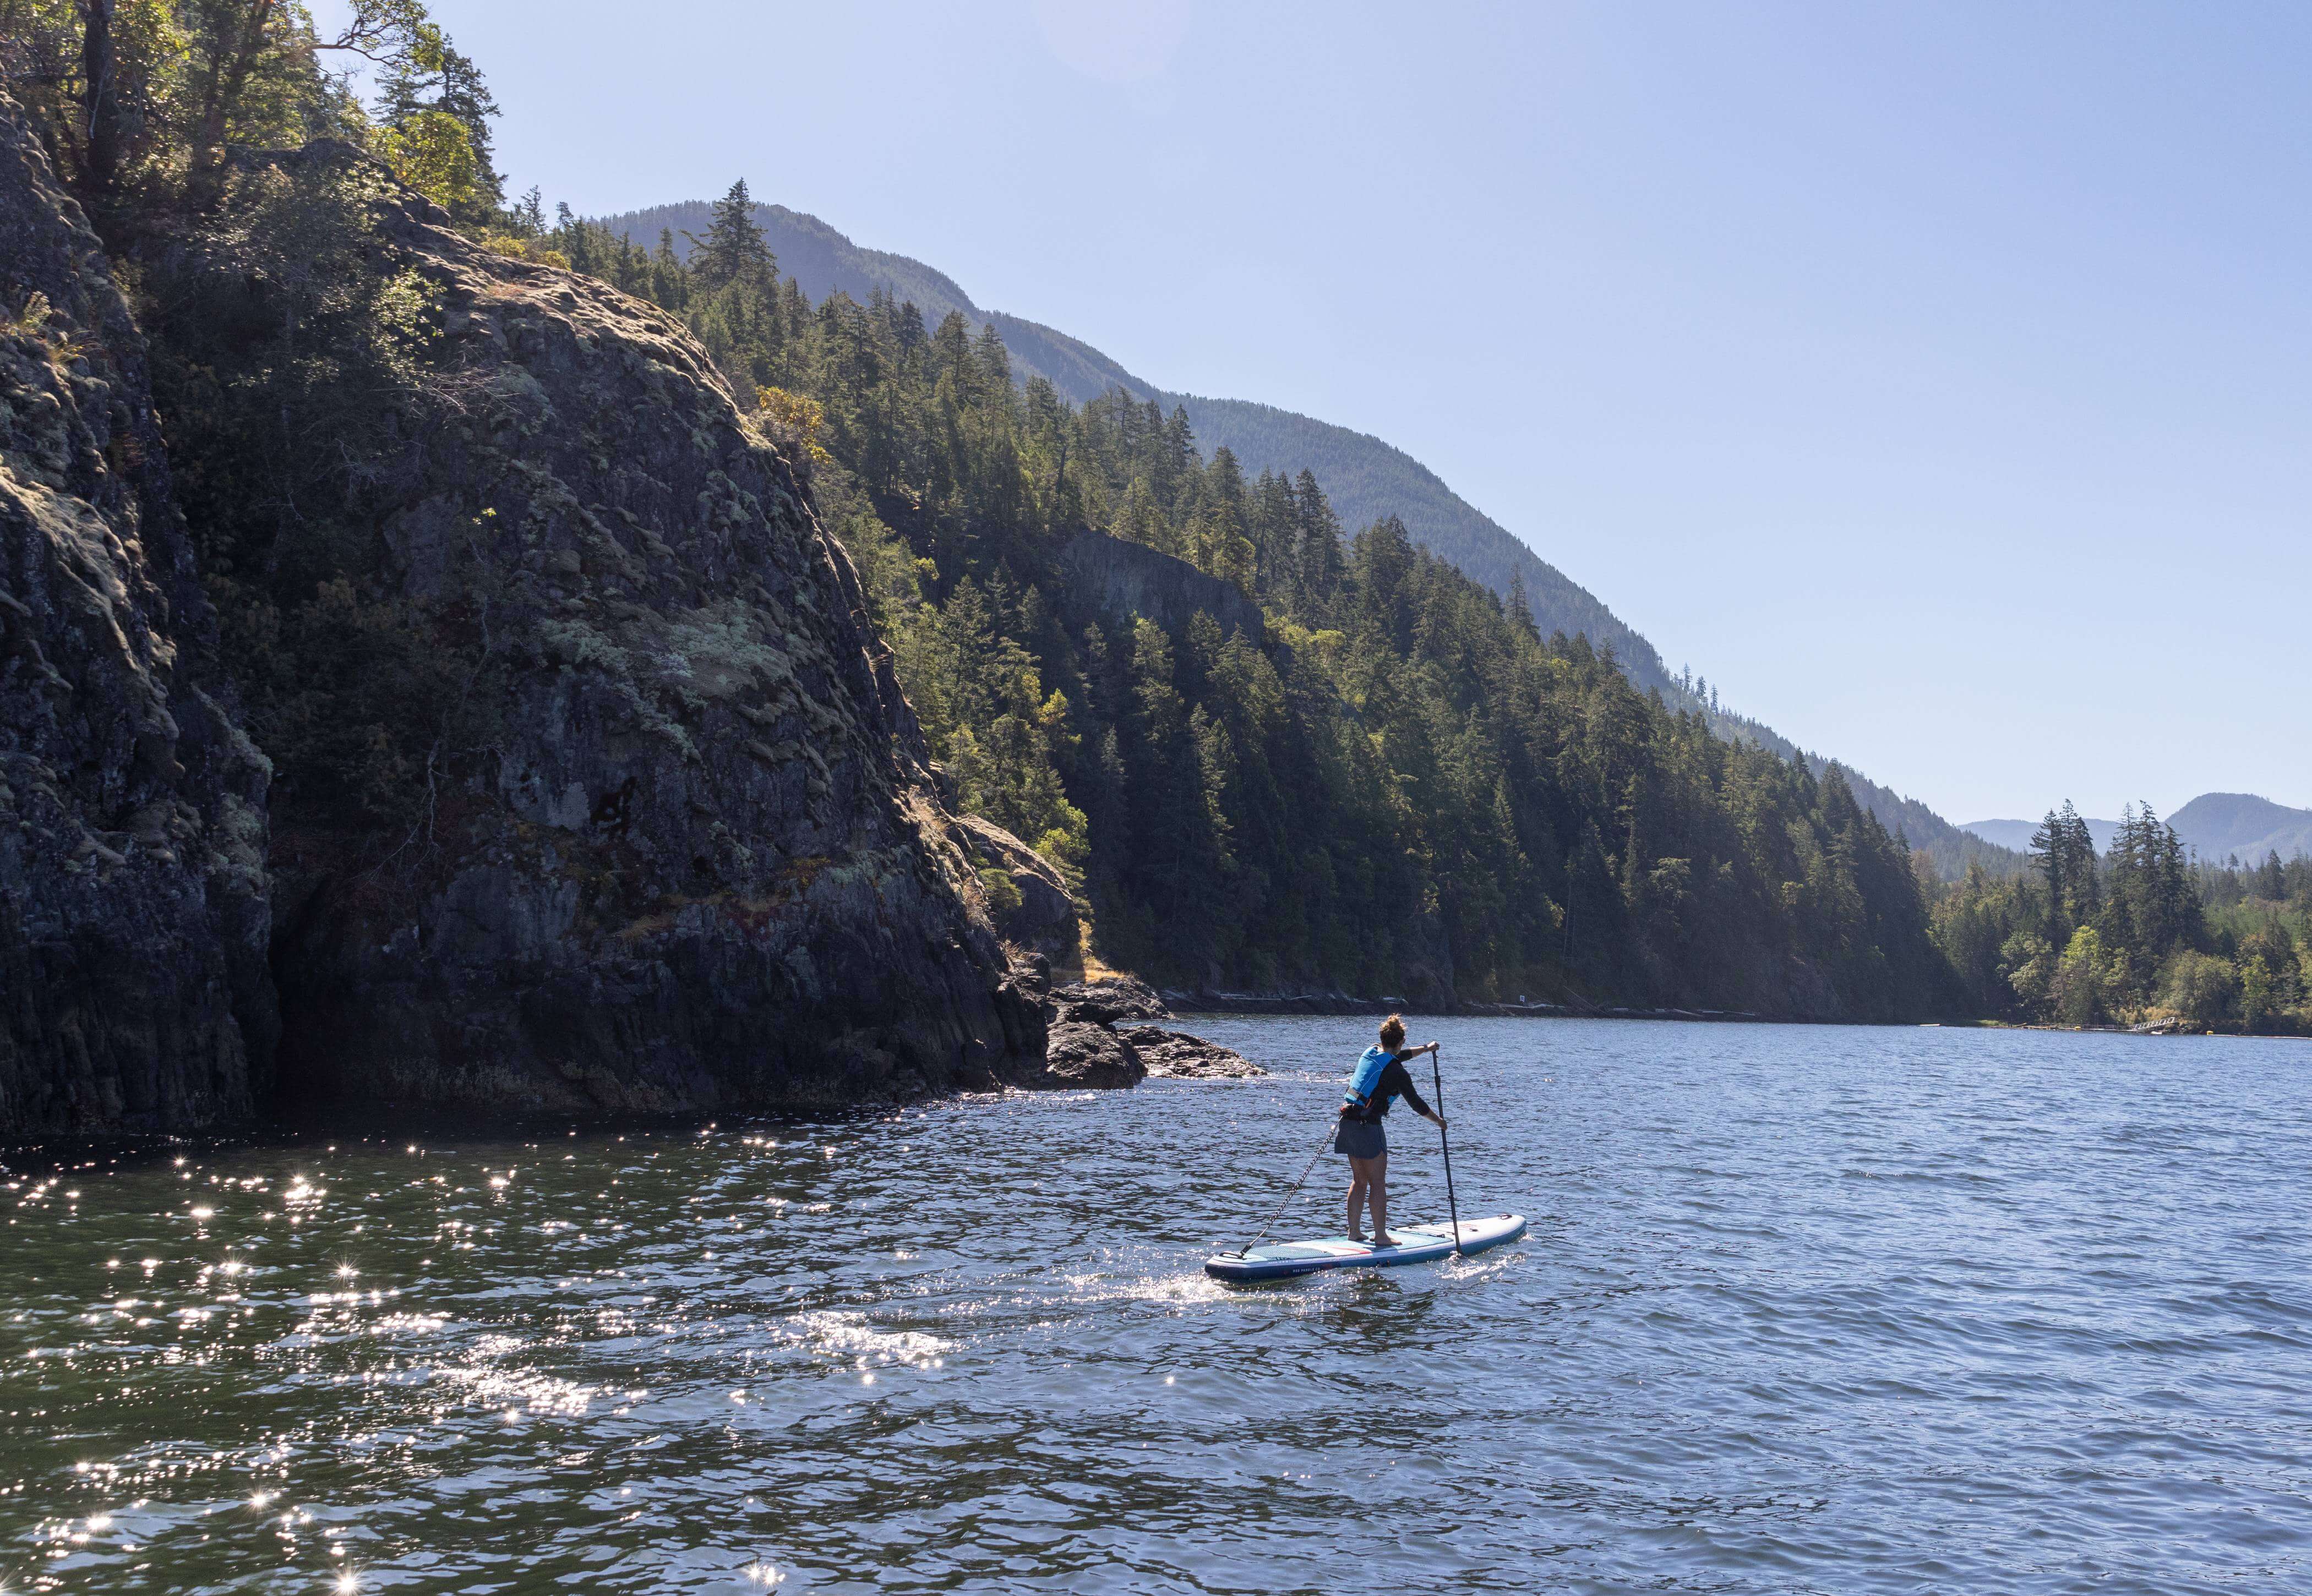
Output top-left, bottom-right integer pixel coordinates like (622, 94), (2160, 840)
(1345, 1157), (1372, 1240)
(1369, 1151), (1393, 1246)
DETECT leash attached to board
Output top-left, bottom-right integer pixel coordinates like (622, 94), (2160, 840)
(1229, 1118), (1339, 1259)
(1431, 1045), (1463, 1252)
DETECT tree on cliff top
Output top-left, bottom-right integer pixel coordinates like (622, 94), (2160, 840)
(372, 17), (503, 218)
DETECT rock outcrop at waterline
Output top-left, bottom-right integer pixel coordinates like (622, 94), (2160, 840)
(1039, 1020), (1149, 1089)
(158, 144), (1039, 1112)
(1000, 965), (1256, 1086)
(0, 94), (275, 1134)
(1116, 1025), (1263, 1079)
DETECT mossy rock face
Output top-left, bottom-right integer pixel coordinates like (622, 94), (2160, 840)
(0, 91), (276, 1134)
(145, 141), (1040, 1113)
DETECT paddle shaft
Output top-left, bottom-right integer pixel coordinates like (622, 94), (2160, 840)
(1430, 1046), (1462, 1251)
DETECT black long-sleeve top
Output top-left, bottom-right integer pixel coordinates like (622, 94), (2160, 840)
(1341, 1054), (1433, 1124)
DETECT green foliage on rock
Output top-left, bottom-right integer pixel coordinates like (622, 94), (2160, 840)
(0, 2), (542, 845)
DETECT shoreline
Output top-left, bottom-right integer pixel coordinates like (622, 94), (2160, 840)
(1169, 989), (1795, 1024)
(1172, 993), (2311, 1039)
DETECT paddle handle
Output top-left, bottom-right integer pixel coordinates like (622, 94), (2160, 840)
(1431, 1046), (1462, 1252)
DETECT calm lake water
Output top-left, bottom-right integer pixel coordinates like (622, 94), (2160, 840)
(5, 1018), (2311, 1594)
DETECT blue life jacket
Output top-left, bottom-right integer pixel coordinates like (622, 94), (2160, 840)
(1343, 1046), (1395, 1116)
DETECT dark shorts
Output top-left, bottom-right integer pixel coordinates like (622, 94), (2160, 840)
(1333, 1117), (1386, 1159)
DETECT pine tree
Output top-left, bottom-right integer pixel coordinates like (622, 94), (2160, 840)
(1506, 569), (1540, 647)
(978, 323), (1014, 386)
(690, 179), (775, 290)
(650, 229), (690, 310)
(2257, 850), (2287, 900)
(2030, 808), (2068, 939)
(1291, 468), (1345, 606)
(1160, 407), (1196, 499)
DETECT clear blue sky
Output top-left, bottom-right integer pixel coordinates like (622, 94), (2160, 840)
(332, 1), (2311, 825)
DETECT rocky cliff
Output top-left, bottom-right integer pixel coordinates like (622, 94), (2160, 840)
(0, 94), (275, 1135)
(142, 144), (1039, 1114)
(1056, 529), (1268, 643)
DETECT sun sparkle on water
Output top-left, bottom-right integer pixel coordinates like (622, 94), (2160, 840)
(6, 1023), (2308, 1592)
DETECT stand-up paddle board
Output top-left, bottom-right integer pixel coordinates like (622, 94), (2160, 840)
(1204, 1212), (1526, 1282)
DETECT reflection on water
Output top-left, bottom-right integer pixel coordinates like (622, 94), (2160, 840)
(5, 1019), (2312, 1592)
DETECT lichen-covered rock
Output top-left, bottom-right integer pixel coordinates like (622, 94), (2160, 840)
(1049, 975), (1171, 1026)
(168, 144), (1037, 1113)
(1116, 1025), (1261, 1079)
(0, 92), (274, 1134)
(1024, 1020), (1146, 1090)
(954, 813), (1079, 961)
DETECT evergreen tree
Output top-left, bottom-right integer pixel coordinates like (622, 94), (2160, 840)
(689, 178), (775, 290)
(374, 20), (502, 213)
(2256, 850), (2287, 900)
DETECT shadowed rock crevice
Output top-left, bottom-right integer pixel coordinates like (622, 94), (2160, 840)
(0, 91), (275, 1136)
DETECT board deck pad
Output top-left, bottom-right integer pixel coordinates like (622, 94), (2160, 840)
(1204, 1212), (1528, 1282)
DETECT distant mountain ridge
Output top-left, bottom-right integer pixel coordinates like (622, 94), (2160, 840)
(1964, 795), (2312, 863)
(2167, 794), (2312, 861)
(596, 198), (2014, 879)
(1962, 816), (2123, 856)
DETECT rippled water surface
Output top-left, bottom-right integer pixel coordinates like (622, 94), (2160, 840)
(6, 1018), (2312, 1593)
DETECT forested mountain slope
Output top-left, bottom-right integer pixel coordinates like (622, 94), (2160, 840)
(1699, 705), (2024, 879)
(599, 200), (1674, 691)
(597, 196), (2016, 882)
(553, 195), (1955, 1018)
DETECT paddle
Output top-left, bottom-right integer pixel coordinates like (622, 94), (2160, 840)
(1430, 1044), (1462, 1253)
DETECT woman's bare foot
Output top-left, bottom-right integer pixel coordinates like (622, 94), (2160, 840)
(1368, 1233), (1396, 1248)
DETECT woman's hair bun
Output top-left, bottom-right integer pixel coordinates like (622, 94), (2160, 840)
(1379, 1013), (1406, 1049)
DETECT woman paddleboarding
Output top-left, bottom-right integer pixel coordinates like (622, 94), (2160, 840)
(1337, 1014), (1447, 1247)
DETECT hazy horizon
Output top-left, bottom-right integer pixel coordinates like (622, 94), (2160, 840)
(317, 1), (2312, 823)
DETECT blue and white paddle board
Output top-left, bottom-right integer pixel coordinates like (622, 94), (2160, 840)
(1204, 1212), (1526, 1282)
